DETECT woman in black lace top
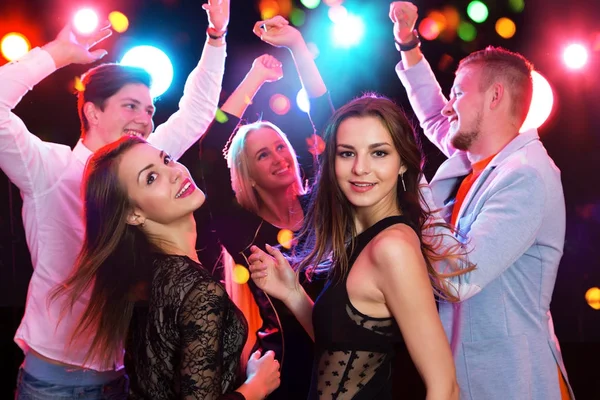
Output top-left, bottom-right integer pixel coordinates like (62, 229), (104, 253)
(55, 136), (280, 400)
(196, 16), (333, 400)
(249, 96), (474, 399)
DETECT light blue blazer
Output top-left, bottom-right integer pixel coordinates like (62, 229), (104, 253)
(396, 58), (575, 400)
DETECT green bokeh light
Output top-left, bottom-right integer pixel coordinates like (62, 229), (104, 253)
(300, 0), (321, 10)
(467, 1), (489, 23)
(290, 8), (306, 26)
(508, 0), (525, 13)
(458, 21), (478, 42)
(215, 109), (229, 123)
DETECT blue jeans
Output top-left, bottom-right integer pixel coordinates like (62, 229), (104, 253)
(15, 368), (129, 400)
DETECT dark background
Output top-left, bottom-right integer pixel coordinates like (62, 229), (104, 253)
(1, 0), (598, 398)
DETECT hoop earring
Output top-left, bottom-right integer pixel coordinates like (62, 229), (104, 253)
(401, 173), (406, 192)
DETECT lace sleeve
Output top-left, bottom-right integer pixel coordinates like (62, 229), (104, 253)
(178, 279), (244, 400)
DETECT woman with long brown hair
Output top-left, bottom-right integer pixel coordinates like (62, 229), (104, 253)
(52, 136), (280, 399)
(249, 95), (473, 399)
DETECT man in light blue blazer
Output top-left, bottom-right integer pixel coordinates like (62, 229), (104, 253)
(390, 2), (574, 399)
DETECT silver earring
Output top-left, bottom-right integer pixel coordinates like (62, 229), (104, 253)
(401, 174), (406, 191)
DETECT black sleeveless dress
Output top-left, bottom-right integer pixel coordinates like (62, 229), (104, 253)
(310, 216), (413, 399)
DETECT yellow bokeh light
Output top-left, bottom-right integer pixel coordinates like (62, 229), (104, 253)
(74, 76), (86, 92)
(1, 32), (31, 62)
(277, 229), (294, 249)
(109, 11), (129, 33)
(233, 264), (250, 284)
(585, 287), (600, 310)
(495, 17), (516, 39)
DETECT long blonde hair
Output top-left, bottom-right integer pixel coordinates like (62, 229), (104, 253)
(226, 121), (306, 214)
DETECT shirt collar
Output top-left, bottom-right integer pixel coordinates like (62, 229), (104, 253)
(73, 139), (93, 165)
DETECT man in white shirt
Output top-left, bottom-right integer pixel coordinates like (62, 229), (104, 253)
(0, 1), (229, 398)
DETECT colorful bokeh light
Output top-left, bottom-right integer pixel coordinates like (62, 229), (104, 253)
(458, 21), (477, 42)
(269, 94), (291, 116)
(495, 17), (516, 39)
(467, 1), (489, 23)
(563, 43), (589, 69)
(233, 264), (250, 284)
(300, 0), (321, 9)
(1, 32), (30, 61)
(585, 287), (600, 310)
(73, 8), (99, 35)
(109, 11), (129, 33)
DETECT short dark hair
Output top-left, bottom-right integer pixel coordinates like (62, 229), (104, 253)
(459, 46), (534, 125)
(77, 64), (152, 137)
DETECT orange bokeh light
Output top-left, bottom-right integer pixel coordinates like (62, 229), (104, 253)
(495, 17), (516, 39)
(1, 32), (30, 62)
(419, 17), (441, 41)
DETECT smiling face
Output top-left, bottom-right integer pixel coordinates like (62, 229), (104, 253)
(86, 83), (156, 148)
(117, 142), (204, 227)
(334, 116), (405, 218)
(244, 127), (297, 192)
(441, 66), (485, 151)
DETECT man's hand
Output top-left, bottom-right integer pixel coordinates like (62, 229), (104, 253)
(43, 22), (112, 69)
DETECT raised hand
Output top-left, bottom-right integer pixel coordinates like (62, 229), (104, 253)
(203, 0), (230, 33)
(248, 244), (299, 303)
(250, 54), (284, 83)
(389, 1), (418, 43)
(43, 22), (112, 68)
(252, 16), (304, 50)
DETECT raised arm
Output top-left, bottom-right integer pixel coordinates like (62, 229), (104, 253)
(248, 244), (315, 340)
(390, 2), (457, 158)
(0, 24), (111, 195)
(221, 54), (283, 118)
(148, 0), (230, 160)
(374, 227), (459, 400)
(198, 55), (283, 213)
(253, 16), (334, 136)
(179, 279), (280, 400)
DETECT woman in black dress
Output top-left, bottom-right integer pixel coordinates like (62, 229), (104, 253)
(54, 136), (280, 399)
(249, 96), (474, 399)
(196, 16), (333, 399)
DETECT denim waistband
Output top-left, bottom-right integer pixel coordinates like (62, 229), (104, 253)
(23, 352), (125, 386)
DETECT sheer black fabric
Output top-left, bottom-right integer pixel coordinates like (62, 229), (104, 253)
(125, 254), (248, 400)
(194, 94), (334, 399)
(310, 216), (412, 400)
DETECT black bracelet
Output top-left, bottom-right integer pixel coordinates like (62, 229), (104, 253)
(207, 28), (227, 40)
(395, 30), (421, 52)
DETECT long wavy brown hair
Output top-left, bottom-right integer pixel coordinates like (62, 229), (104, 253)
(297, 95), (473, 302)
(50, 135), (159, 369)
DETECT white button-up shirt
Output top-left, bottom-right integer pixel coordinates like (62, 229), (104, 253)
(0, 42), (226, 371)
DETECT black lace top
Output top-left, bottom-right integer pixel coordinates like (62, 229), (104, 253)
(193, 94), (334, 400)
(310, 216), (411, 400)
(125, 254), (248, 400)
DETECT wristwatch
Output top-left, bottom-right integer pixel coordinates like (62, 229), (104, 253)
(395, 30), (421, 52)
